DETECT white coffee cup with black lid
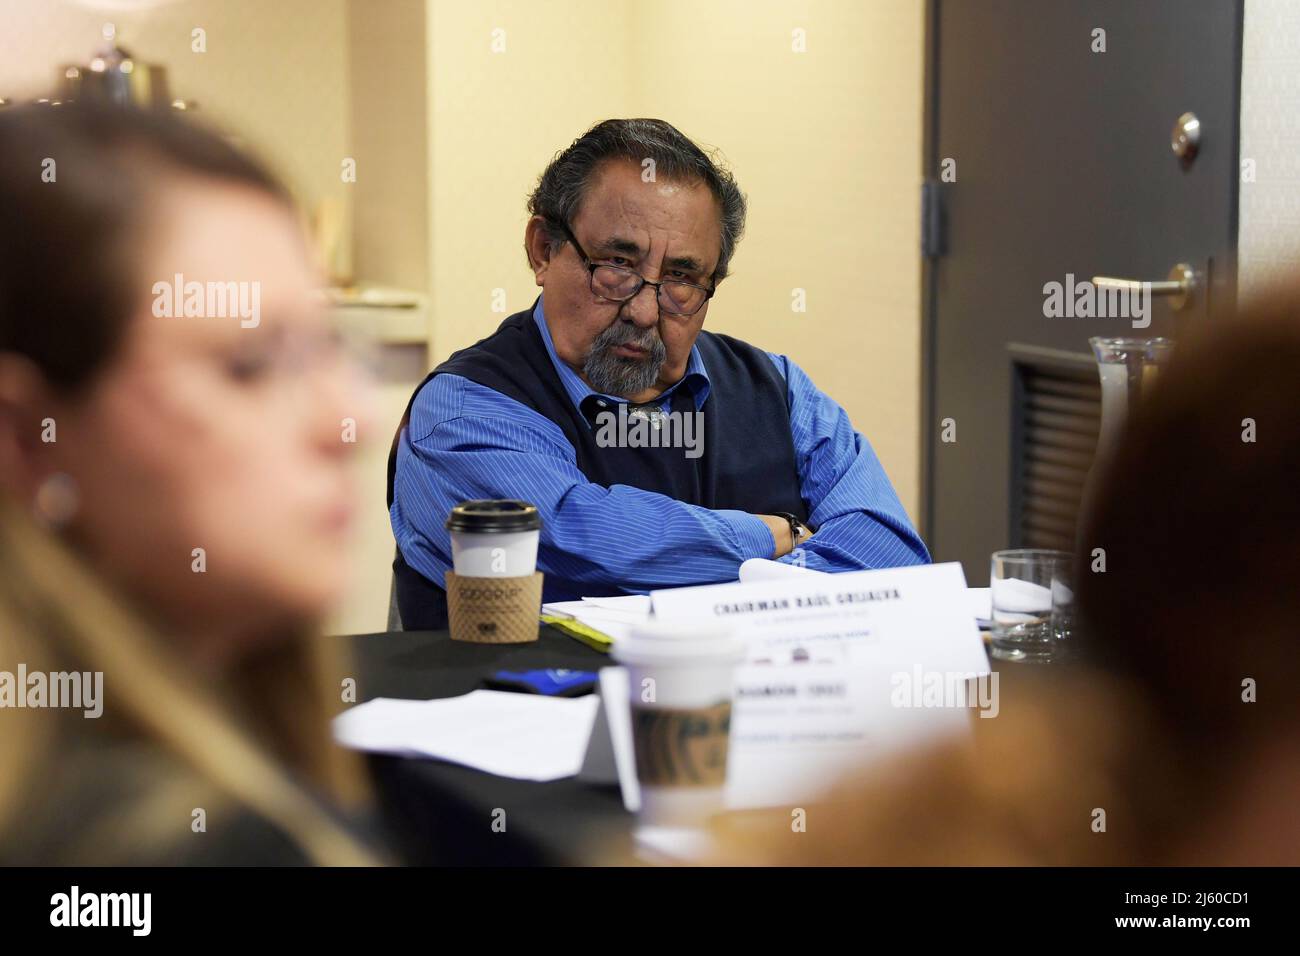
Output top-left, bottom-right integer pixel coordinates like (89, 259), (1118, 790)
(445, 499), (541, 578)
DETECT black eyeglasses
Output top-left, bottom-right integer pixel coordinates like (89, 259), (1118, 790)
(559, 222), (715, 317)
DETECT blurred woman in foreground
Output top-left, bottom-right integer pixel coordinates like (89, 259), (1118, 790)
(713, 290), (1300, 865)
(0, 102), (381, 864)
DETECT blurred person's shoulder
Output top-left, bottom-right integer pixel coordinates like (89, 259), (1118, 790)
(709, 671), (1155, 866)
(1, 734), (311, 866)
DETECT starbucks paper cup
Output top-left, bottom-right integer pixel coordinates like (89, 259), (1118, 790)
(612, 622), (743, 827)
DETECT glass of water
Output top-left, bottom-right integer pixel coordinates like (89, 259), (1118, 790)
(1049, 558), (1076, 652)
(989, 549), (1072, 662)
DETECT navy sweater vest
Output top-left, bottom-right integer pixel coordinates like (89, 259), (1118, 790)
(388, 306), (807, 630)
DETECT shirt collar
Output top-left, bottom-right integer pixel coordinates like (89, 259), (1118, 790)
(531, 297), (711, 420)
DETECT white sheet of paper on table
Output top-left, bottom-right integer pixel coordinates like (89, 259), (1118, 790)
(332, 690), (600, 782)
(580, 594), (652, 614)
(540, 599), (645, 642)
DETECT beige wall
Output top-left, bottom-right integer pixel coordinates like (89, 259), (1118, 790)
(425, 0), (925, 519)
(1239, 0), (1300, 301)
(349, 0), (428, 291)
(0, 0), (353, 277)
(426, 0), (636, 348)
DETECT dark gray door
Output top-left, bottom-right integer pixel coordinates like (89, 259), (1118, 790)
(922, 0), (1242, 582)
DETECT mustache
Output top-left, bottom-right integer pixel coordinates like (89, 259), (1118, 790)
(584, 319), (666, 396)
(592, 320), (663, 355)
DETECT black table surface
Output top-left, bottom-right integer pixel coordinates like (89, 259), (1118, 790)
(344, 624), (634, 865)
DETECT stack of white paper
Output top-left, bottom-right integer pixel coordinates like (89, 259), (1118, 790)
(540, 595), (650, 641)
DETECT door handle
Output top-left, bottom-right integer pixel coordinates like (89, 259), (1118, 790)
(1091, 262), (1198, 311)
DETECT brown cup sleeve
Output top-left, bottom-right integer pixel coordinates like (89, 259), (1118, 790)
(445, 570), (544, 644)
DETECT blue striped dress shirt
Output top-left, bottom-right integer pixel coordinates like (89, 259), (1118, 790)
(391, 299), (930, 599)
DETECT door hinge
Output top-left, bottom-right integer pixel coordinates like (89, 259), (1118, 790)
(921, 179), (944, 259)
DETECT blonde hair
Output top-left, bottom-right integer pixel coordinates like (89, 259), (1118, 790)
(0, 499), (381, 865)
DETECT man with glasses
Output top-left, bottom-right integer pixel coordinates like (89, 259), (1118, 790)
(389, 119), (928, 628)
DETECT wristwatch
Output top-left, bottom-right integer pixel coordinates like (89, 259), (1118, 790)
(773, 512), (811, 548)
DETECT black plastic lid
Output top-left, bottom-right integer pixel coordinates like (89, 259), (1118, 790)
(444, 499), (541, 533)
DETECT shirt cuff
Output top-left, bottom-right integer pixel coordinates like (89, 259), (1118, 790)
(716, 509), (776, 560)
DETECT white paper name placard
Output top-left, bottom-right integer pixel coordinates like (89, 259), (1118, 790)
(650, 561), (990, 674)
(634, 564), (993, 808)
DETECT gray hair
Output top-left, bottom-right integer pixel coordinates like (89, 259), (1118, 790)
(526, 118), (747, 285)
